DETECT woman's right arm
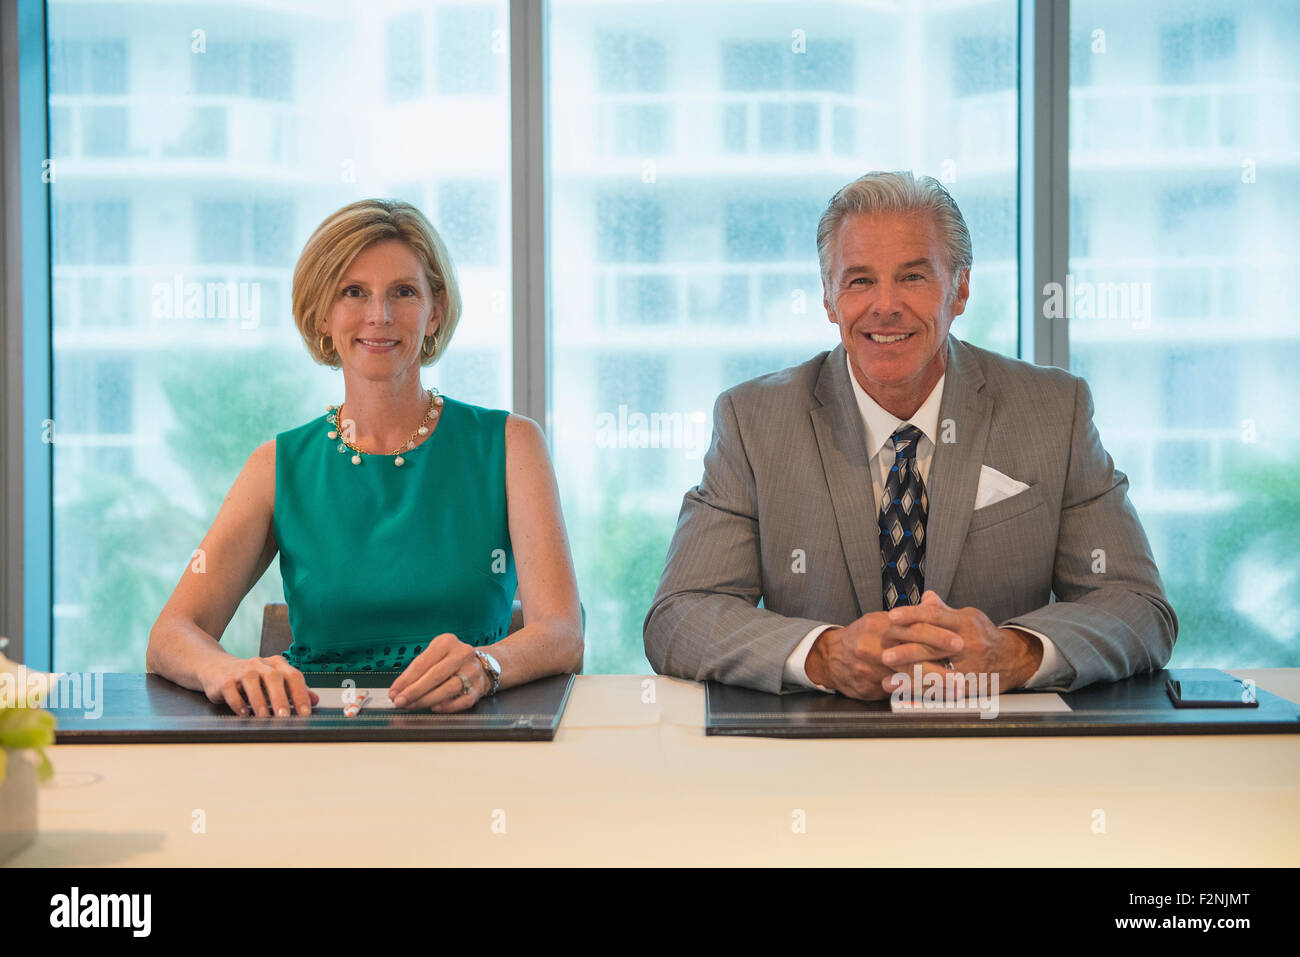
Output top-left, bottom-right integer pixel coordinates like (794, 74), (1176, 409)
(145, 439), (316, 716)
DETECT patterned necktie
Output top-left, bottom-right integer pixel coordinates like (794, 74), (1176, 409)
(880, 424), (927, 610)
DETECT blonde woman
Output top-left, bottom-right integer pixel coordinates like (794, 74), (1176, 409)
(147, 199), (583, 715)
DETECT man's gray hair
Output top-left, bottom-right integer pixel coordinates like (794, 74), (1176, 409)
(816, 170), (973, 290)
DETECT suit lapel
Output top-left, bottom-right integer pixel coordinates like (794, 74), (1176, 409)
(810, 345), (881, 617)
(923, 336), (992, 600)
(810, 337), (992, 615)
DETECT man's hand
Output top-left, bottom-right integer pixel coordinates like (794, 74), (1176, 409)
(885, 591), (1043, 691)
(805, 609), (964, 700)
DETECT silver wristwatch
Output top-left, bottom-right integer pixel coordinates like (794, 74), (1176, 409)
(475, 650), (501, 696)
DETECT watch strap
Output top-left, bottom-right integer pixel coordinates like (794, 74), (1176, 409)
(475, 650), (501, 696)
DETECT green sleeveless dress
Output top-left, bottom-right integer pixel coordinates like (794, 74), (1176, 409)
(272, 396), (517, 672)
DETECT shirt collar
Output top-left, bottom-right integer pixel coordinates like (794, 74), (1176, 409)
(844, 350), (946, 460)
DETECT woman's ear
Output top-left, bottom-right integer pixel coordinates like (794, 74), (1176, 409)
(427, 293), (445, 334)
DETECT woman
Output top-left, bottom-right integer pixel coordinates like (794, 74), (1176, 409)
(147, 199), (583, 715)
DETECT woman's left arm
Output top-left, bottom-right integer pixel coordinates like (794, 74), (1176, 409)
(487, 413), (585, 686)
(389, 414), (583, 711)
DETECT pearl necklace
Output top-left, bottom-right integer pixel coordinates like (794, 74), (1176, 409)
(325, 388), (444, 467)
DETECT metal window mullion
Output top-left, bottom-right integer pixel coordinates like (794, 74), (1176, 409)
(0, 0), (52, 669)
(510, 0), (548, 429)
(1019, 0), (1070, 369)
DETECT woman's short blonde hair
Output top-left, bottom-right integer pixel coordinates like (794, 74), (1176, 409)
(292, 199), (462, 367)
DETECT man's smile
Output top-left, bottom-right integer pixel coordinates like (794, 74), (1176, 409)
(864, 331), (915, 345)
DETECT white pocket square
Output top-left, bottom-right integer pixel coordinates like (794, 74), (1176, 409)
(975, 465), (1031, 510)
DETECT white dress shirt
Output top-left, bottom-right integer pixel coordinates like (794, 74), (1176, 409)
(781, 352), (1070, 692)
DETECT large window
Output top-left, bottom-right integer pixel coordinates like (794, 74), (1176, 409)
(27, 0), (1299, 676)
(549, 0), (1019, 673)
(1068, 0), (1300, 667)
(47, 0), (510, 672)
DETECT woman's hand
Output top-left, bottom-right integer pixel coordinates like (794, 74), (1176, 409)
(199, 655), (319, 716)
(388, 633), (491, 713)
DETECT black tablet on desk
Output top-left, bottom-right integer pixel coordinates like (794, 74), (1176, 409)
(705, 668), (1300, 738)
(48, 672), (575, 743)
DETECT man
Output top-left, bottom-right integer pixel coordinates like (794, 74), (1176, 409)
(643, 171), (1176, 698)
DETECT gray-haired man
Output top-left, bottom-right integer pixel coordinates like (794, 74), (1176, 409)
(644, 171), (1176, 698)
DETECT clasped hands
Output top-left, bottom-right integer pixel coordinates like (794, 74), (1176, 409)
(804, 590), (1043, 701)
(202, 633), (492, 716)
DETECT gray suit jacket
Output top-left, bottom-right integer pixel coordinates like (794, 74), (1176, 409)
(643, 335), (1177, 694)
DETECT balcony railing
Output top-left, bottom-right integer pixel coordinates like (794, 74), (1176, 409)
(1065, 256), (1298, 338)
(1070, 82), (1300, 156)
(555, 90), (894, 165)
(48, 93), (309, 166)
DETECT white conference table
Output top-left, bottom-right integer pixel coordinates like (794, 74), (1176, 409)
(11, 669), (1300, 866)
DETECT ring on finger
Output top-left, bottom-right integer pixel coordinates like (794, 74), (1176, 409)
(458, 673), (472, 697)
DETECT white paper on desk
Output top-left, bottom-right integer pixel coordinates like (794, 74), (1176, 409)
(891, 692), (1072, 714)
(311, 688), (400, 710)
(974, 465), (1031, 510)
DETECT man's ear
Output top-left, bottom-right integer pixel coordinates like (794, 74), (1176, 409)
(822, 281), (835, 323)
(950, 267), (971, 317)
